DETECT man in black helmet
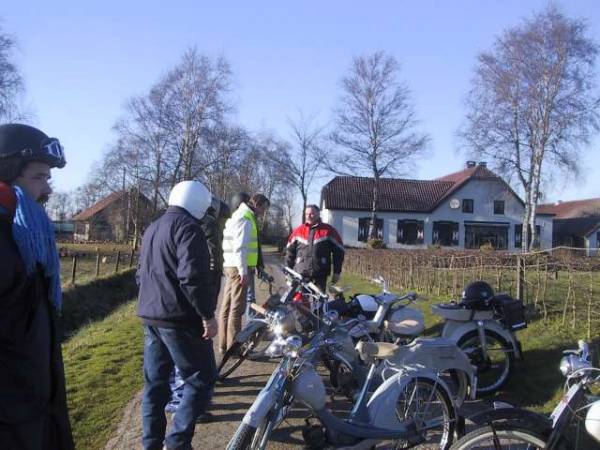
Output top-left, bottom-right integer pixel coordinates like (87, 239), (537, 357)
(0, 123), (74, 449)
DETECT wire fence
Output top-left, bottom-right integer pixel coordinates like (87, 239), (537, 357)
(59, 247), (138, 286)
(344, 247), (600, 339)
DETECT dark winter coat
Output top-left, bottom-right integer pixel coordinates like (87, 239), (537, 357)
(285, 221), (345, 280)
(137, 206), (215, 332)
(0, 219), (74, 449)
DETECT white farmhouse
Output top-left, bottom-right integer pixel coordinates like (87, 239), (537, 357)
(320, 161), (554, 251)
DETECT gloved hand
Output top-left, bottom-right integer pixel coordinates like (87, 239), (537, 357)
(330, 273), (340, 285)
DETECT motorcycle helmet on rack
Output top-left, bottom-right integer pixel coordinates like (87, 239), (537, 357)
(461, 281), (494, 308)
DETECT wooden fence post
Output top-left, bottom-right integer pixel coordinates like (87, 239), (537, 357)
(129, 248), (135, 268)
(71, 255), (77, 285)
(516, 256), (525, 300)
(115, 251), (121, 273)
(95, 252), (101, 278)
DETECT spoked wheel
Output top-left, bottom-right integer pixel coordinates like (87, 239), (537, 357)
(449, 424), (546, 449)
(458, 330), (514, 395)
(393, 377), (455, 450)
(218, 329), (263, 381)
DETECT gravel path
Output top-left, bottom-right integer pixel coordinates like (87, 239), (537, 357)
(106, 253), (489, 450)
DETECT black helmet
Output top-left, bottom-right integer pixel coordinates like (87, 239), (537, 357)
(462, 281), (494, 305)
(0, 124), (66, 182)
(230, 192), (249, 211)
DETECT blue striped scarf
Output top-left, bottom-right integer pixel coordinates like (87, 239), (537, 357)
(12, 186), (62, 310)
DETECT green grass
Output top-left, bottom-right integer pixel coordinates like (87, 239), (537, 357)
(337, 271), (598, 414)
(63, 300), (143, 450)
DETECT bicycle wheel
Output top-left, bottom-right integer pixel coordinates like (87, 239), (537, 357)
(218, 329), (263, 381)
(393, 377), (456, 450)
(458, 330), (514, 394)
(450, 424), (546, 449)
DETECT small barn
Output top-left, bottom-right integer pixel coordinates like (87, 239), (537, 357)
(72, 190), (153, 243)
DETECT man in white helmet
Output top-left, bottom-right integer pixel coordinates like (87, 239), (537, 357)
(137, 180), (218, 450)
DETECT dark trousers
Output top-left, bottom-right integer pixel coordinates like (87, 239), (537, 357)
(141, 326), (216, 450)
(312, 275), (328, 292)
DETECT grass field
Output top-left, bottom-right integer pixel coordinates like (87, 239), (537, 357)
(63, 300), (143, 450)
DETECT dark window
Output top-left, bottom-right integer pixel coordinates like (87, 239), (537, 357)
(433, 221), (459, 246)
(358, 217), (383, 242)
(494, 200), (505, 215)
(515, 224), (541, 248)
(465, 224), (508, 250)
(462, 199), (474, 213)
(397, 220), (425, 245)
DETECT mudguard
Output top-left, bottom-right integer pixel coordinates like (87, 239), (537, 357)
(466, 407), (551, 432)
(385, 337), (477, 401)
(241, 388), (278, 427)
(441, 320), (522, 359)
(234, 320), (267, 344)
(366, 365), (457, 430)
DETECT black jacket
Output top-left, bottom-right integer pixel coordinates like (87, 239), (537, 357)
(201, 213), (223, 274)
(137, 206), (215, 331)
(0, 219), (74, 449)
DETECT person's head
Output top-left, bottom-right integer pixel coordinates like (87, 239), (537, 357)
(0, 124), (66, 203)
(230, 192), (250, 212)
(168, 180), (212, 220)
(305, 204), (321, 225)
(249, 193), (270, 217)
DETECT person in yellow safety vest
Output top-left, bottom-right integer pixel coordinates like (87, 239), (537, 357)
(219, 193), (270, 354)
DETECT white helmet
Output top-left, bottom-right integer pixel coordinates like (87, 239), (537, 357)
(168, 181), (211, 220)
(586, 399), (600, 443)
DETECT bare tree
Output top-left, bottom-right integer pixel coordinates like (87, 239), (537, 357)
(460, 5), (600, 250)
(46, 191), (74, 221)
(330, 51), (429, 240)
(0, 25), (25, 121)
(162, 48), (233, 182)
(267, 112), (327, 222)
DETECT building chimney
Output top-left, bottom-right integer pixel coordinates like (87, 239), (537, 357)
(478, 161), (487, 168)
(466, 160), (476, 168)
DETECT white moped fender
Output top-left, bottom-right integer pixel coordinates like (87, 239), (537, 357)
(366, 366), (456, 430)
(441, 320), (521, 359)
(241, 388), (278, 427)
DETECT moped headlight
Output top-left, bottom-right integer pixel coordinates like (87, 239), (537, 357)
(283, 335), (302, 358)
(560, 355), (592, 377)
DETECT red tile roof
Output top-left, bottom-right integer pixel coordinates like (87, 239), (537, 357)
(72, 191), (124, 221)
(321, 164), (522, 213)
(321, 176), (455, 212)
(537, 198), (600, 218)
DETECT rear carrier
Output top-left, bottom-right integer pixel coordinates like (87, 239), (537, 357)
(492, 294), (527, 331)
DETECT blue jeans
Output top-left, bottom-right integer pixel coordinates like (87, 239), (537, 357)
(141, 326), (216, 450)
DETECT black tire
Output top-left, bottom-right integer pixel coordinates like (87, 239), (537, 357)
(218, 329), (263, 381)
(450, 424), (546, 449)
(226, 422), (256, 450)
(394, 377), (456, 450)
(457, 330), (514, 395)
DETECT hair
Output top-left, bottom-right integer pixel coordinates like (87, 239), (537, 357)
(249, 193), (270, 209)
(305, 204), (320, 213)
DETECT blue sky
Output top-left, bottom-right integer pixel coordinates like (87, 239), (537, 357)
(3, 1), (600, 203)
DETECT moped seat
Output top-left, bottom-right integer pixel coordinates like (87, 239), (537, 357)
(356, 341), (398, 363)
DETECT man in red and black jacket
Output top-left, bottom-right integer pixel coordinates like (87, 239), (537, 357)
(285, 204), (345, 291)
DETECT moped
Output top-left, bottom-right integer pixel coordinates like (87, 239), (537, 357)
(227, 307), (459, 450)
(431, 293), (526, 394)
(450, 340), (600, 449)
